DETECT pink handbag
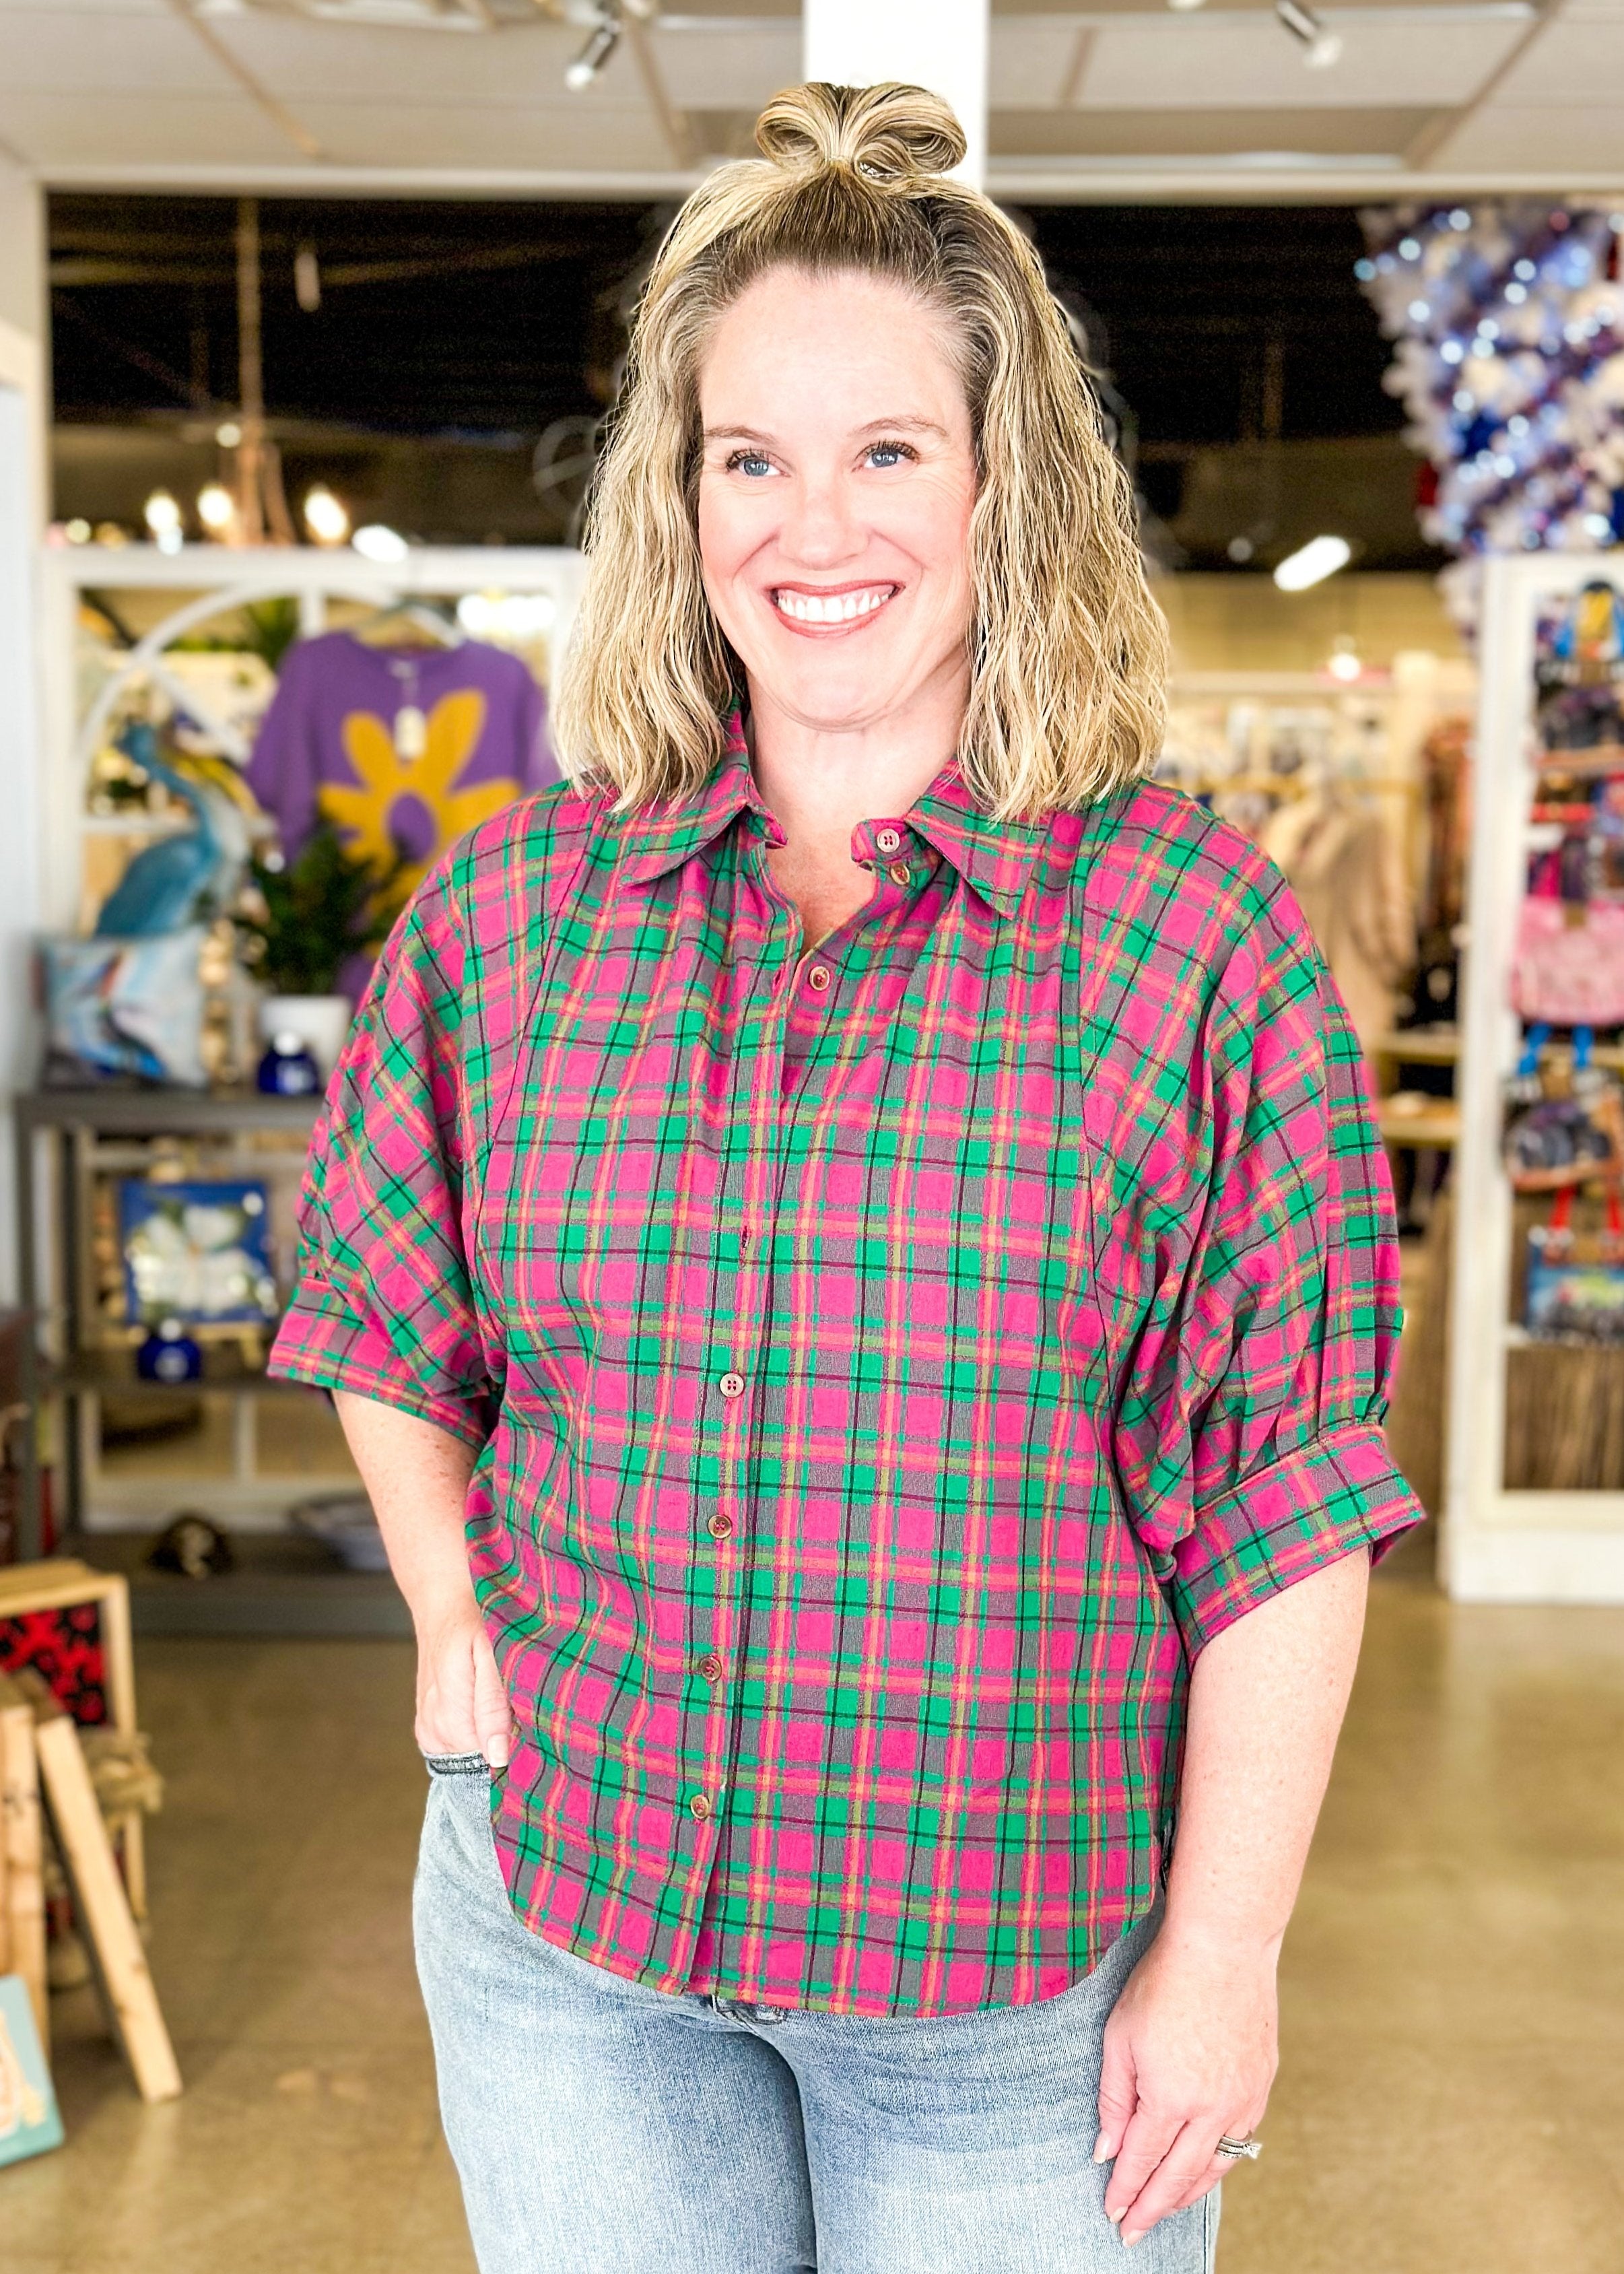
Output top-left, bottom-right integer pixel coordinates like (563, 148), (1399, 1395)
(1512, 896), (1624, 1026)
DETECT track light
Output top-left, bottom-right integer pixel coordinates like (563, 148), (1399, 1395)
(1275, 0), (1343, 67)
(302, 485), (350, 547)
(564, 5), (619, 90)
(197, 483), (236, 536)
(1274, 535), (1351, 592)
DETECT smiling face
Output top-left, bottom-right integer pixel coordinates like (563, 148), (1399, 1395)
(696, 265), (979, 747)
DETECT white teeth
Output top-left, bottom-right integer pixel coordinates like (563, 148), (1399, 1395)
(774, 587), (893, 624)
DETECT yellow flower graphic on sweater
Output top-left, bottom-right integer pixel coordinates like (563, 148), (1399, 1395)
(319, 690), (519, 892)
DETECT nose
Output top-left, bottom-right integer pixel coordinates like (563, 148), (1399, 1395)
(779, 466), (865, 571)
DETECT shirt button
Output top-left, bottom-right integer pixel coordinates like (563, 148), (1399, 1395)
(708, 1511), (734, 1540)
(807, 964), (832, 993)
(696, 1652), (722, 1681)
(887, 861), (911, 886)
(876, 827), (902, 855)
(689, 1793), (712, 1821)
(718, 1370), (746, 1399)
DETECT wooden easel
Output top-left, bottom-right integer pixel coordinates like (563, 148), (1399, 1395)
(0, 1670), (180, 2102)
(0, 1560), (145, 1916)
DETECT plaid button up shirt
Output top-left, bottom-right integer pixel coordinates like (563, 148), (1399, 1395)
(271, 717), (1422, 2017)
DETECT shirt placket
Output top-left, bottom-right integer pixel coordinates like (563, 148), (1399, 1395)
(679, 818), (800, 1844)
(683, 813), (937, 1968)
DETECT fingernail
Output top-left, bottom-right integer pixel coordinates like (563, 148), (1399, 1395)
(1093, 2132), (1112, 2164)
(485, 1742), (509, 1770)
(1108, 2207), (1126, 2225)
(1122, 2231), (1143, 2248)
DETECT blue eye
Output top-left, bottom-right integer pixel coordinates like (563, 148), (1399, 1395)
(727, 450), (774, 478)
(867, 440), (915, 469)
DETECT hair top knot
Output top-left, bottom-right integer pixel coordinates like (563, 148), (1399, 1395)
(754, 81), (966, 187)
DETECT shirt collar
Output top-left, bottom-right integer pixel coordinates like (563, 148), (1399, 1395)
(907, 766), (1048, 921)
(619, 710), (1048, 921)
(618, 712), (769, 888)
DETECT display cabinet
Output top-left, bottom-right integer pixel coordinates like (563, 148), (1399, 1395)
(1446, 553), (1624, 1601)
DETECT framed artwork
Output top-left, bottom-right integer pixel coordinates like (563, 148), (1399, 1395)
(0, 1564), (145, 1920)
(0, 1562), (133, 1730)
(39, 929), (207, 1090)
(119, 1178), (277, 1327)
(0, 1973), (61, 2166)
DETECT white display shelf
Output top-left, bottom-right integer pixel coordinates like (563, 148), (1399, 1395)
(1444, 552), (1624, 1603)
(28, 541), (586, 1553)
(37, 540), (587, 933)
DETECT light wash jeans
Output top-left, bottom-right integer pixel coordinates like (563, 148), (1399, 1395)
(414, 1755), (1219, 2274)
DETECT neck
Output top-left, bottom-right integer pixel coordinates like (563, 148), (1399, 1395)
(745, 677), (967, 852)
(743, 671), (968, 947)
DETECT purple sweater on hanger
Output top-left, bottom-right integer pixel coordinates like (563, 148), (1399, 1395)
(246, 630), (559, 882)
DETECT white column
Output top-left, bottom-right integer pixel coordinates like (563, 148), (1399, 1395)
(803, 0), (989, 192)
(0, 155), (48, 1304)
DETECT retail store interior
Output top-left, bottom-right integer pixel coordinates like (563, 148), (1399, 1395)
(2, 1), (1624, 2267)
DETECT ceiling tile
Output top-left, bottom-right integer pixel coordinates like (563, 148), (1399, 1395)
(0, 91), (298, 164)
(1485, 18), (1624, 100)
(1435, 102), (1624, 169)
(0, 8), (237, 92)
(215, 15), (580, 101)
(992, 104), (1439, 158)
(648, 22), (801, 108)
(990, 22), (1087, 107)
(0, 0), (164, 12)
(292, 95), (666, 168)
(1077, 13), (1530, 110)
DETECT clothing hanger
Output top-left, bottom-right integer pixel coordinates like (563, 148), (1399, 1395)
(346, 598), (465, 649)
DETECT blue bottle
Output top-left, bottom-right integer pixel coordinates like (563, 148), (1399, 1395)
(136, 1318), (203, 1384)
(257, 1030), (320, 1096)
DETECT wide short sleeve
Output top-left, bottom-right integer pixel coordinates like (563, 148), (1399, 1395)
(1108, 893), (1424, 1656)
(267, 860), (495, 1446)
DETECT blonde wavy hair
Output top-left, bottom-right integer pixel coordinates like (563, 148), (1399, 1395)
(554, 81), (1168, 820)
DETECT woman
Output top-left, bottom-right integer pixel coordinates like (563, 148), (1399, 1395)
(271, 81), (1421, 2274)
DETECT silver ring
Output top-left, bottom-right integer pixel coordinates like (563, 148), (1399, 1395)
(1216, 2135), (1262, 2162)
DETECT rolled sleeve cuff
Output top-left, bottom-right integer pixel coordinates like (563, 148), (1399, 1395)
(269, 1273), (492, 1450)
(1170, 1419), (1424, 1655)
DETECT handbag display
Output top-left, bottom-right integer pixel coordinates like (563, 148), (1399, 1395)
(1510, 896), (1624, 1028)
(1526, 1186), (1624, 1344)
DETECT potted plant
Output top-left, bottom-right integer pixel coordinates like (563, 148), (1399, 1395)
(235, 824), (399, 1075)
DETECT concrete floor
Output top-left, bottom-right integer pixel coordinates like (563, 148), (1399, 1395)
(7, 1535), (1624, 2271)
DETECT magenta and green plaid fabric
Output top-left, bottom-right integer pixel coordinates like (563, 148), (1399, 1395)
(270, 712), (1423, 2017)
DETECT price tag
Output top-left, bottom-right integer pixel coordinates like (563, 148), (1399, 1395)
(394, 704), (427, 760)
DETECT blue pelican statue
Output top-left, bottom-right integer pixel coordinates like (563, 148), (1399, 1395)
(95, 722), (251, 937)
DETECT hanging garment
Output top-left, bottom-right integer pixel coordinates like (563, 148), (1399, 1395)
(246, 630), (558, 888)
(1263, 797), (1415, 1053)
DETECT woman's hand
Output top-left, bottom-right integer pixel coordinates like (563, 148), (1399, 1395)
(327, 1394), (510, 1768)
(415, 1597), (514, 1769)
(1093, 1555), (1372, 2244)
(1093, 1927), (1277, 2246)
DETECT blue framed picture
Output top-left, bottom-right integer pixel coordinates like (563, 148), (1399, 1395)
(119, 1180), (278, 1327)
(0, 1974), (63, 2167)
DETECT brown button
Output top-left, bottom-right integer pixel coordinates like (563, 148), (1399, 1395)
(718, 1370), (746, 1399)
(708, 1511), (734, 1540)
(875, 826), (902, 856)
(689, 1793), (712, 1821)
(807, 964), (832, 993)
(696, 1652), (723, 1681)
(887, 861), (911, 886)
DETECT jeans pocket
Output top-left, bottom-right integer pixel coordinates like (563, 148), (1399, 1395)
(423, 1751), (490, 1778)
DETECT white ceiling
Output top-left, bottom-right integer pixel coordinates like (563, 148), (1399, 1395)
(0, 0), (1619, 199)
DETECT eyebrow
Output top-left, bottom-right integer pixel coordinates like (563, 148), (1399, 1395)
(702, 415), (951, 444)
